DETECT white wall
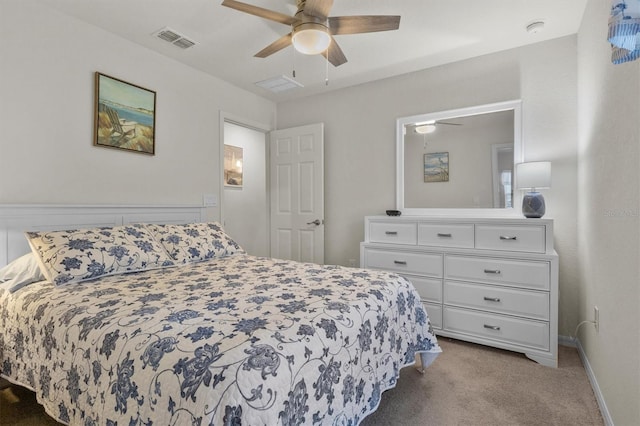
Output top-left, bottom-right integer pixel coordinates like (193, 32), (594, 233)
(277, 36), (579, 337)
(0, 0), (276, 222)
(577, 0), (640, 424)
(223, 122), (268, 256)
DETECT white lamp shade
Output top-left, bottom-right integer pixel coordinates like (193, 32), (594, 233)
(292, 24), (331, 55)
(516, 161), (551, 190)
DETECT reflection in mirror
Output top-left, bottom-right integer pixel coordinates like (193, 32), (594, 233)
(396, 100), (522, 214)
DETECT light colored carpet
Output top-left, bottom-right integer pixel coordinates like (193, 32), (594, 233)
(0, 338), (603, 425)
(361, 338), (603, 426)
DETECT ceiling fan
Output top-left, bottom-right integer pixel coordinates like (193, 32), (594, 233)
(414, 120), (462, 134)
(221, 0), (400, 66)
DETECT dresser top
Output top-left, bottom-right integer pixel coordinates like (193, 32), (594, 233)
(366, 215), (554, 225)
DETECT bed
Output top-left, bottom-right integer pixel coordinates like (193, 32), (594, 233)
(0, 205), (441, 425)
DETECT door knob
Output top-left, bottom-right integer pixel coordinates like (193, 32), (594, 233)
(307, 219), (322, 226)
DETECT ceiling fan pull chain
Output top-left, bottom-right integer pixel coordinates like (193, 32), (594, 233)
(292, 47), (296, 78)
(325, 51), (329, 86)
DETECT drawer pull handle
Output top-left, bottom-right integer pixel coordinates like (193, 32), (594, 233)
(484, 324), (501, 331)
(499, 236), (517, 241)
(393, 260), (407, 265)
(437, 233), (452, 238)
(483, 269), (501, 274)
(483, 297), (501, 302)
(385, 231), (398, 235)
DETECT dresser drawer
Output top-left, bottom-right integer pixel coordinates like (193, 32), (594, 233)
(369, 221), (417, 245)
(418, 223), (474, 248)
(364, 248), (442, 277)
(475, 224), (546, 253)
(404, 275), (442, 303)
(444, 281), (549, 320)
(443, 306), (549, 351)
(445, 255), (549, 290)
(423, 302), (442, 329)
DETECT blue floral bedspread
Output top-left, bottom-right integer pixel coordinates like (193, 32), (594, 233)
(0, 254), (440, 425)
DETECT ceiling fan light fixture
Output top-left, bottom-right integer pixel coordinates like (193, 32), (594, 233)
(415, 124), (437, 134)
(292, 23), (331, 55)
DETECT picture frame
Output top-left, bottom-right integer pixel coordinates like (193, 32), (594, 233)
(224, 144), (244, 187)
(94, 72), (156, 155)
(424, 152), (449, 182)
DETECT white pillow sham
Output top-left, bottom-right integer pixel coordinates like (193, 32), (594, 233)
(0, 252), (47, 293)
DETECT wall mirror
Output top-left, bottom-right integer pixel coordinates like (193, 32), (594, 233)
(396, 100), (523, 215)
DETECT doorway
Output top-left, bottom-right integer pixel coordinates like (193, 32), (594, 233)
(221, 119), (269, 257)
(220, 116), (325, 262)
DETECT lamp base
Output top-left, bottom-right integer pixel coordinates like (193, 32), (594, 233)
(522, 191), (546, 218)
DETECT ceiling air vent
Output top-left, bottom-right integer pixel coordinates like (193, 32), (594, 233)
(153, 27), (197, 50)
(173, 38), (196, 49)
(255, 75), (304, 93)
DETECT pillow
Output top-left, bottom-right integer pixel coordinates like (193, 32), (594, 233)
(0, 253), (47, 292)
(25, 224), (175, 286)
(146, 222), (244, 264)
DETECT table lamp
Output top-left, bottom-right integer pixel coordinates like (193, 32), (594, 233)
(516, 161), (551, 218)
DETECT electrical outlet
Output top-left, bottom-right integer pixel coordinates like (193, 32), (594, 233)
(594, 306), (599, 332)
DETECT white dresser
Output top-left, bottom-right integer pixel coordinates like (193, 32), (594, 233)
(360, 215), (559, 367)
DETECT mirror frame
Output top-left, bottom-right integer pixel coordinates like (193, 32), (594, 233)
(396, 100), (523, 216)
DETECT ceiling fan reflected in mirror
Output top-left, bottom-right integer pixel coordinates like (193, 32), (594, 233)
(221, 0), (401, 66)
(414, 120), (462, 134)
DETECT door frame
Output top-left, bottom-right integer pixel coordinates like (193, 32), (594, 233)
(219, 111), (272, 252)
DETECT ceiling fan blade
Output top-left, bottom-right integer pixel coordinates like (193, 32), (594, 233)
(254, 33), (292, 58)
(321, 37), (347, 67)
(328, 15), (400, 35)
(221, 0), (299, 26)
(303, 0), (334, 20)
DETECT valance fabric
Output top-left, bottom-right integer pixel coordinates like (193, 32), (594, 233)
(609, 0), (640, 64)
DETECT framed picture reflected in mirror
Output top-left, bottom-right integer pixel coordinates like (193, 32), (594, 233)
(424, 152), (449, 183)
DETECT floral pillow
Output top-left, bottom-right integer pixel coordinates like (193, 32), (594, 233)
(25, 224), (175, 286)
(146, 222), (244, 264)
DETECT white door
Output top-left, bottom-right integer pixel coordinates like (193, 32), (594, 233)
(270, 123), (324, 263)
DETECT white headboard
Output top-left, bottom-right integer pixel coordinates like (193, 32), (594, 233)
(0, 204), (205, 268)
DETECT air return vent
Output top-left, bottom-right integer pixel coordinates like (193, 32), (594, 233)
(153, 27), (197, 49)
(255, 75), (304, 93)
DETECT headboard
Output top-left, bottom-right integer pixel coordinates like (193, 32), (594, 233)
(0, 204), (205, 268)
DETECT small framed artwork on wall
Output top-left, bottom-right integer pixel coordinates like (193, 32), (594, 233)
(94, 72), (156, 155)
(224, 144), (244, 187)
(424, 152), (449, 182)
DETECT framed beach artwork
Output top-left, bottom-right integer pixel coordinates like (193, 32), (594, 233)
(224, 144), (244, 187)
(94, 72), (156, 155)
(424, 152), (449, 183)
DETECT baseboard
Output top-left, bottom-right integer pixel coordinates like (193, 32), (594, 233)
(558, 334), (577, 348)
(559, 335), (614, 426)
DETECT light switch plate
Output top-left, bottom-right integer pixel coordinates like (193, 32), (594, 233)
(203, 194), (218, 207)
